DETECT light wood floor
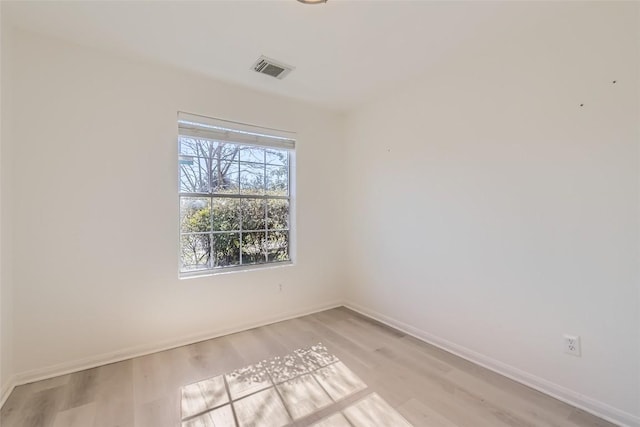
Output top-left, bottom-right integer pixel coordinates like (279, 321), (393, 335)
(0, 307), (616, 427)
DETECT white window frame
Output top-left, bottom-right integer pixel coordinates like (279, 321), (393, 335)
(177, 112), (296, 277)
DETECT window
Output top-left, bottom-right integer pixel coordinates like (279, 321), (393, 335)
(178, 112), (295, 276)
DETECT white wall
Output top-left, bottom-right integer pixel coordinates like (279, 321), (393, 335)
(6, 29), (346, 379)
(0, 4), (3, 398)
(345, 2), (639, 424)
(0, 8), (15, 403)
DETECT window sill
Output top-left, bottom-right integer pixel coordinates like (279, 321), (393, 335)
(179, 260), (294, 280)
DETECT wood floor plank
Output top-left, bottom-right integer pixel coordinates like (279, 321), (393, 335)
(309, 412), (351, 427)
(93, 360), (135, 427)
(397, 398), (462, 427)
(343, 393), (412, 427)
(17, 386), (64, 427)
(52, 402), (96, 427)
(181, 375), (228, 419)
(186, 334), (246, 379)
(276, 374), (332, 420)
(61, 367), (99, 411)
(233, 388), (291, 427)
(0, 308), (618, 427)
(135, 395), (180, 427)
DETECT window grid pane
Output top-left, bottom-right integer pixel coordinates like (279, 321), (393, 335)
(180, 233), (212, 271)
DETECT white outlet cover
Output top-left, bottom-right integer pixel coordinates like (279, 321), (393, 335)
(563, 334), (581, 357)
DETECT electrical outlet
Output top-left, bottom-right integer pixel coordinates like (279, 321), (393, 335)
(563, 334), (581, 357)
(278, 283), (283, 292)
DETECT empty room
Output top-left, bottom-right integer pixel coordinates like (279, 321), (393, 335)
(0, 0), (638, 426)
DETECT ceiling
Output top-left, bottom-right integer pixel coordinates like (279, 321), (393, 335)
(3, 1), (538, 111)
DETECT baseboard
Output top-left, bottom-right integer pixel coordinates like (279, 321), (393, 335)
(344, 301), (640, 427)
(0, 374), (17, 409)
(6, 300), (343, 403)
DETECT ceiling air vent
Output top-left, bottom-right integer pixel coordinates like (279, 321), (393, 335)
(251, 56), (294, 80)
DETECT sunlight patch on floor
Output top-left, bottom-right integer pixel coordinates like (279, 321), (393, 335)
(179, 343), (412, 427)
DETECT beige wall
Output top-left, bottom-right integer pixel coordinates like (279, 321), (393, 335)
(344, 2), (639, 423)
